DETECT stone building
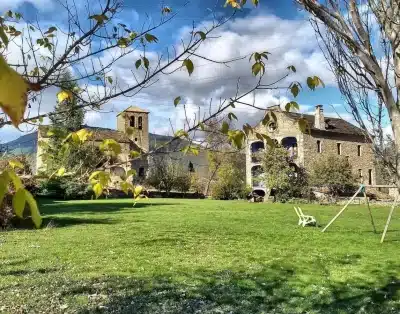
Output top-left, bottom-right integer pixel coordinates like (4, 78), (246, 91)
(25, 105), (209, 185)
(246, 105), (376, 196)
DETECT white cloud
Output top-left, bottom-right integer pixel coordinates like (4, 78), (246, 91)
(1, 11), (336, 142)
(0, 0), (54, 12)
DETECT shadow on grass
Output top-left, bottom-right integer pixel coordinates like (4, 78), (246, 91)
(38, 199), (181, 215)
(63, 264), (400, 314)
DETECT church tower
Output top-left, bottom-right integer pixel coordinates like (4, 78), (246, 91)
(117, 106), (149, 152)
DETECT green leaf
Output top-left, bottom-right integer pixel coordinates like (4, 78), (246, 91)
(174, 96), (181, 107)
(195, 31), (206, 40)
(93, 182), (103, 199)
(12, 188), (26, 218)
(261, 114), (270, 126)
(89, 14), (109, 24)
(228, 112), (238, 121)
(243, 123), (253, 136)
(24, 190), (42, 228)
(145, 33), (158, 43)
(290, 83), (300, 97)
(175, 129), (189, 138)
(199, 122), (205, 131)
(117, 37), (129, 48)
(162, 6), (172, 14)
(287, 65), (296, 73)
(135, 59), (141, 69)
(44, 26), (57, 35)
(298, 118), (311, 134)
(75, 129), (92, 143)
(100, 139), (121, 155)
(307, 77), (316, 90)
(183, 59), (194, 76)
(252, 0), (259, 6)
(126, 169), (137, 178)
(0, 171), (10, 205)
(0, 26), (9, 48)
(221, 121), (229, 134)
(89, 171), (103, 181)
(8, 159), (24, 169)
(252, 62), (263, 76)
(130, 150), (140, 158)
(107, 76), (113, 84)
(143, 57), (149, 69)
(38, 116), (44, 123)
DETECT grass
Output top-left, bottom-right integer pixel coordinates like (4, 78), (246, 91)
(0, 198), (399, 313)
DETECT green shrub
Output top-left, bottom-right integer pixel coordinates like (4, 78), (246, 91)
(38, 178), (92, 199)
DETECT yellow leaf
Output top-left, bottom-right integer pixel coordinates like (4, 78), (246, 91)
(0, 55), (29, 127)
(57, 90), (73, 103)
(126, 169), (136, 178)
(24, 189), (42, 228)
(57, 167), (65, 176)
(134, 185), (143, 198)
(75, 129), (92, 143)
(7, 169), (23, 190)
(8, 159), (24, 169)
(12, 188), (26, 218)
(93, 182), (103, 199)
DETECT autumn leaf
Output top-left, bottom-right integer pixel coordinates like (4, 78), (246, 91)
(0, 55), (30, 127)
(57, 90), (73, 103)
(183, 59), (194, 76)
(174, 96), (181, 107)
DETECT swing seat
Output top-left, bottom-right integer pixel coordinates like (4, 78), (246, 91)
(294, 207), (317, 227)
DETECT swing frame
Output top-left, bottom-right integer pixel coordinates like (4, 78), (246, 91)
(321, 184), (398, 243)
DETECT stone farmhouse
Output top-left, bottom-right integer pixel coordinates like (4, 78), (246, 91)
(246, 105), (376, 197)
(16, 106), (209, 184)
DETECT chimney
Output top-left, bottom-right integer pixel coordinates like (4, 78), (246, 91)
(314, 105), (325, 130)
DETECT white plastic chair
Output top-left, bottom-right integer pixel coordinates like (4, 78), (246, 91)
(294, 207), (317, 227)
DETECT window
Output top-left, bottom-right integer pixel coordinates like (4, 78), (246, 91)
(188, 161), (195, 172)
(134, 137), (138, 142)
(129, 116), (135, 127)
(358, 169), (362, 178)
(138, 116), (143, 130)
(138, 167), (145, 177)
(317, 140), (321, 153)
(268, 122), (277, 132)
(368, 169), (373, 185)
(357, 145), (361, 156)
(337, 143), (342, 155)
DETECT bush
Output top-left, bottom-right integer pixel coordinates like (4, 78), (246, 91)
(310, 154), (356, 199)
(210, 162), (247, 200)
(38, 177), (92, 199)
(259, 146), (308, 202)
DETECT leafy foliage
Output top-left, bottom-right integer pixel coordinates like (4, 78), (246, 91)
(309, 154), (356, 198)
(259, 146), (308, 201)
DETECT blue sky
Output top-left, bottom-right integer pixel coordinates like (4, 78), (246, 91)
(0, 0), (363, 142)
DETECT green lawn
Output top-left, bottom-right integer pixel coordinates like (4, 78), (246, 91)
(0, 198), (399, 313)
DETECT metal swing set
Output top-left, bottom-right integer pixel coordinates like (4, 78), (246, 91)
(321, 184), (398, 243)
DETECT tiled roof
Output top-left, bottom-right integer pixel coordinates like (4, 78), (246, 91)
(38, 125), (132, 143)
(283, 112), (366, 137)
(116, 106), (149, 115)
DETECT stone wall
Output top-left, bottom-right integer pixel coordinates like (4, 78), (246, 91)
(246, 111), (304, 189)
(302, 132), (375, 185)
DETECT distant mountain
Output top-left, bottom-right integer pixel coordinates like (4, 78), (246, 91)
(0, 131), (176, 155)
(0, 132), (38, 155)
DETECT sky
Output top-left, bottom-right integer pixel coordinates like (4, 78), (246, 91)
(0, 0), (389, 142)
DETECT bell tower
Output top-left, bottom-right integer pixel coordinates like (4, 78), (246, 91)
(117, 106), (149, 152)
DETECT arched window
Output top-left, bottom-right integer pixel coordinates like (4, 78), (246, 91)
(130, 116), (135, 127)
(138, 116), (143, 130)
